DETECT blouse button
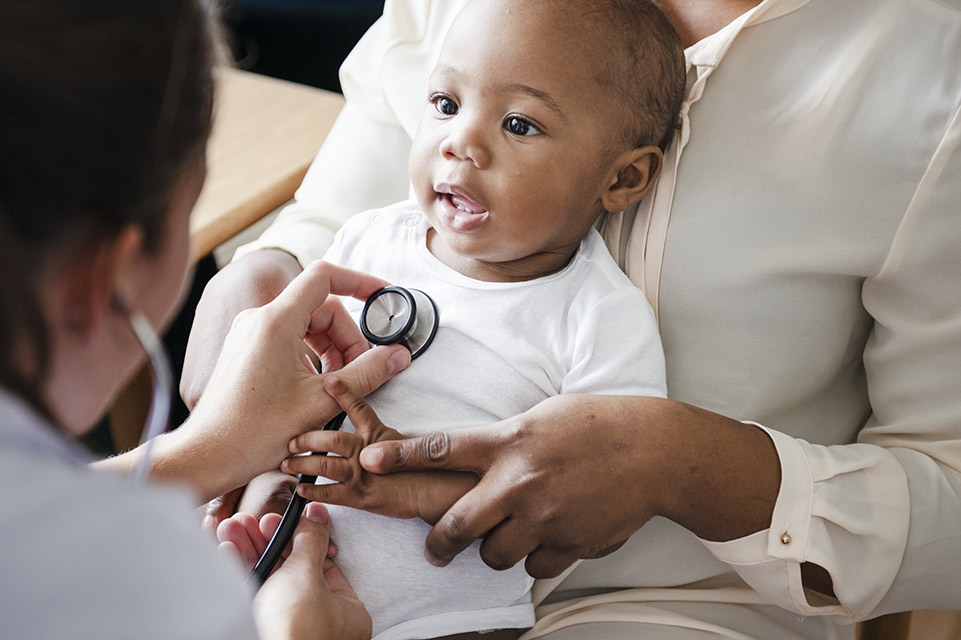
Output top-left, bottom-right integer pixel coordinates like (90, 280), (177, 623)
(780, 532), (792, 545)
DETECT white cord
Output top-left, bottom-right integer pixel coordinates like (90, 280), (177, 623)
(128, 311), (173, 485)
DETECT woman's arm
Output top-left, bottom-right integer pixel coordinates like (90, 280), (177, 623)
(95, 261), (411, 503)
(357, 394), (781, 574)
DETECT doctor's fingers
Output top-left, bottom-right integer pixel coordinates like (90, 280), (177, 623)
(302, 345), (410, 426)
(359, 423), (503, 475)
(305, 296), (370, 370)
(423, 475), (513, 567)
(265, 260), (389, 336)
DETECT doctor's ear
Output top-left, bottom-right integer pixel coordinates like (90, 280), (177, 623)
(56, 225), (145, 342)
(601, 145), (663, 213)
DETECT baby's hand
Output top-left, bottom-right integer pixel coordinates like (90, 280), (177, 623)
(217, 511), (284, 572)
(217, 509), (339, 576)
(281, 376), (477, 523)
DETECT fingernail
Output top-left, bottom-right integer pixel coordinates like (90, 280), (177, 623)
(359, 446), (383, 468)
(305, 502), (330, 524)
(387, 348), (410, 375)
(425, 549), (449, 567)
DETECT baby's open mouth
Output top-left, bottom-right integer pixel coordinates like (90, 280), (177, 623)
(446, 192), (487, 215)
(438, 190), (490, 231)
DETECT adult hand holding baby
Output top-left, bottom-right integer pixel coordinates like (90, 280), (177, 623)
(357, 393), (780, 580)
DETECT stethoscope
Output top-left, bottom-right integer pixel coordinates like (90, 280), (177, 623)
(247, 285), (439, 585)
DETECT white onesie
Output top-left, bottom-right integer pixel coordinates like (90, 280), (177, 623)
(321, 201), (666, 639)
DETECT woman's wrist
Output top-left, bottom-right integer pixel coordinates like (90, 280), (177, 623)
(652, 400), (780, 542)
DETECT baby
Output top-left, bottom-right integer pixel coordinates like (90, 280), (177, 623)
(222, 0), (685, 637)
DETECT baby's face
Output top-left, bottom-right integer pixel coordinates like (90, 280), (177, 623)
(409, 0), (625, 282)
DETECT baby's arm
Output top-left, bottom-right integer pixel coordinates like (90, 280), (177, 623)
(282, 377), (478, 524)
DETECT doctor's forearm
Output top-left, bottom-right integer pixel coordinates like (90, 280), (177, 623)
(94, 423), (249, 503)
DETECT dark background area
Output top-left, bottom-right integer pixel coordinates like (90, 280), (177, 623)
(221, 0), (386, 93)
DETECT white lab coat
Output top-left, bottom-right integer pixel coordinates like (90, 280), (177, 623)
(0, 389), (258, 639)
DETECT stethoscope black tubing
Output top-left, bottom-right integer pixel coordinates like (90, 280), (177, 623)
(247, 411), (346, 585)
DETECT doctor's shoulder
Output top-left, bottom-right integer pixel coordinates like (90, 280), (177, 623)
(0, 456), (256, 639)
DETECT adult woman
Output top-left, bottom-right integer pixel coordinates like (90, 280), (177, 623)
(0, 1), (411, 637)
(186, 0), (961, 638)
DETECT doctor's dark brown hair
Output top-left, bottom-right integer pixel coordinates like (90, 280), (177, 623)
(0, 0), (220, 412)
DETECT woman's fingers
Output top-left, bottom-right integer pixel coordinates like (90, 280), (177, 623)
(423, 475), (513, 567)
(524, 547), (581, 580)
(359, 424), (500, 475)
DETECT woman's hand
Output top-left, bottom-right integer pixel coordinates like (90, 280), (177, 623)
(282, 376), (478, 524)
(357, 394), (781, 579)
(220, 502), (372, 640)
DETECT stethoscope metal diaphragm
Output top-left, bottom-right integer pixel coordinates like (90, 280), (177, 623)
(360, 286), (438, 359)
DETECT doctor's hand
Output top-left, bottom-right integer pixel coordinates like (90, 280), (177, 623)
(122, 260), (411, 504)
(231, 503), (372, 640)
(357, 394), (780, 579)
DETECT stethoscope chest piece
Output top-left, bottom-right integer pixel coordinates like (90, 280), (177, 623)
(361, 286), (438, 359)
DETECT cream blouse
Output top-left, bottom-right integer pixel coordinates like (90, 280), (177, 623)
(235, 0), (961, 636)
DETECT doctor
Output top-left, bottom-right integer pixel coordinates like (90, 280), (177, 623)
(0, 0), (408, 638)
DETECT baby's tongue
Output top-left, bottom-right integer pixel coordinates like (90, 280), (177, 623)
(450, 193), (486, 214)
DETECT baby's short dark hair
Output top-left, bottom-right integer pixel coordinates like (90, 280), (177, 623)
(548, 0), (687, 151)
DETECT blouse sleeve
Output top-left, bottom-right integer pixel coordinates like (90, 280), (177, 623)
(701, 105), (961, 622)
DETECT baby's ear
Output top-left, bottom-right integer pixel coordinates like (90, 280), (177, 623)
(601, 145), (663, 213)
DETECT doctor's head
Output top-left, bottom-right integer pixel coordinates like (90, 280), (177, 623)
(0, 0), (220, 433)
(409, 0), (686, 282)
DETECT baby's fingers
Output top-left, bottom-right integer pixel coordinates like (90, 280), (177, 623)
(216, 513), (263, 569)
(323, 375), (400, 442)
(289, 429), (363, 458)
(282, 454), (357, 484)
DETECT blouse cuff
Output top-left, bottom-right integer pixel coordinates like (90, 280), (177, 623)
(699, 423), (908, 621)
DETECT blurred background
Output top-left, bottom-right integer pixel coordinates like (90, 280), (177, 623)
(221, 0), (386, 92)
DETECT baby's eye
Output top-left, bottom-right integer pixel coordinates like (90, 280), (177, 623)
(504, 116), (541, 137)
(432, 95), (459, 116)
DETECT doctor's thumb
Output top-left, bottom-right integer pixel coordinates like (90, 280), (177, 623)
(336, 344), (411, 396)
(285, 503), (334, 569)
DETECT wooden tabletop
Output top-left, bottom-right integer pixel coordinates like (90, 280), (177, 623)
(189, 67), (345, 261)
